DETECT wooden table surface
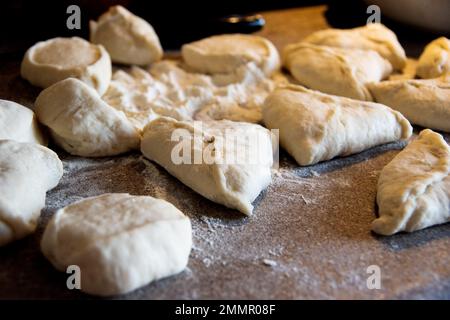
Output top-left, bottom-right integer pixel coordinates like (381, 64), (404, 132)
(1, 5), (449, 300)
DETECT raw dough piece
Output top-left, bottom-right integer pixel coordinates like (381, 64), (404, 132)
(302, 23), (406, 70)
(388, 58), (418, 81)
(41, 193), (191, 296)
(141, 117), (274, 215)
(181, 34), (280, 76)
(282, 43), (392, 100)
(0, 140), (63, 246)
(35, 78), (140, 157)
(368, 75), (450, 132)
(262, 85), (412, 166)
(373, 129), (450, 235)
(0, 99), (47, 145)
(90, 5), (163, 66)
(416, 37), (450, 79)
(103, 60), (286, 131)
(21, 37), (111, 95)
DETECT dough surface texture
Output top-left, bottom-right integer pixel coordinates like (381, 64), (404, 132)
(41, 193), (192, 296)
(416, 37), (450, 79)
(373, 129), (450, 235)
(0, 99), (47, 145)
(90, 5), (163, 66)
(182, 34), (280, 76)
(302, 23), (406, 70)
(368, 75), (450, 132)
(262, 85), (412, 166)
(141, 117), (274, 215)
(0, 140), (63, 246)
(283, 43), (392, 101)
(35, 78), (140, 157)
(21, 37), (111, 95)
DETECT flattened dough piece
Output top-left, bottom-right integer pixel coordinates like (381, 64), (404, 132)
(262, 85), (412, 166)
(0, 99), (47, 145)
(416, 37), (450, 79)
(35, 78), (140, 157)
(0, 140), (63, 246)
(41, 193), (191, 296)
(141, 117), (273, 215)
(368, 75), (450, 132)
(373, 129), (450, 235)
(283, 43), (392, 100)
(182, 34), (280, 76)
(21, 37), (111, 95)
(90, 5), (163, 66)
(302, 23), (406, 70)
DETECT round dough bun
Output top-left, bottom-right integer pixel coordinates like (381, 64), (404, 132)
(0, 99), (47, 145)
(181, 34), (280, 76)
(90, 5), (163, 66)
(21, 37), (111, 95)
(34, 78), (140, 157)
(41, 193), (192, 296)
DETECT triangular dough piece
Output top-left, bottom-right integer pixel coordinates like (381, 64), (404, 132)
(373, 129), (450, 235)
(0, 140), (63, 246)
(283, 43), (392, 100)
(416, 37), (450, 79)
(302, 23), (406, 70)
(35, 78), (140, 157)
(368, 75), (450, 132)
(262, 85), (412, 166)
(141, 117), (274, 215)
(0, 99), (47, 145)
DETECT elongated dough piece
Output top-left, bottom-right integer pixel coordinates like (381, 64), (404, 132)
(35, 78), (140, 157)
(416, 37), (450, 79)
(41, 193), (191, 296)
(367, 76), (450, 132)
(21, 37), (111, 95)
(262, 85), (412, 166)
(373, 129), (450, 235)
(90, 5), (163, 66)
(141, 117), (273, 215)
(182, 34), (280, 76)
(283, 43), (392, 100)
(302, 23), (406, 70)
(0, 140), (63, 246)
(0, 99), (47, 145)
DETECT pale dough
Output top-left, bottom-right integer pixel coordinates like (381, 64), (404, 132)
(416, 37), (450, 79)
(368, 75), (450, 132)
(282, 43), (392, 100)
(373, 129), (450, 235)
(0, 140), (63, 246)
(302, 23), (406, 70)
(141, 117), (274, 215)
(262, 84), (412, 166)
(34, 78), (140, 157)
(41, 193), (191, 296)
(90, 5), (163, 66)
(21, 37), (111, 95)
(0, 99), (47, 145)
(102, 60), (286, 131)
(181, 34), (280, 76)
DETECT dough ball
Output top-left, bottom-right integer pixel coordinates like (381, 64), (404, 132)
(283, 43), (392, 101)
(34, 78), (140, 157)
(21, 37), (112, 95)
(90, 5), (163, 66)
(416, 37), (450, 79)
(0, 140), (63, 246)
(182, 34), (280, 76)
(41, 193), (192, 296)
(303, 23), (406, 71)
(0, 99), (47, 145)
(141, 117), (274, 215)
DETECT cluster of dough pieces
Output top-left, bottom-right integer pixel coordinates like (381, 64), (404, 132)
(1, 5), (450, 296)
